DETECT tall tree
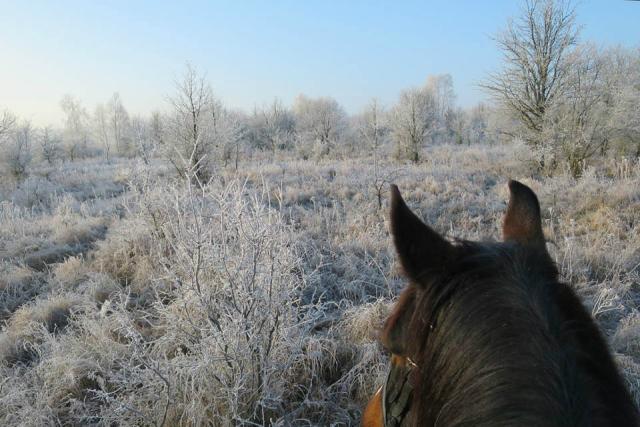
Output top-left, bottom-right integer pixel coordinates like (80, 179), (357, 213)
(149, 111), (165, 149)
(253, 99), (294, 157)
(604, 47), (640, 157)
(130, 115), (156, 165)
(108, 93), (131, 156)
(426, 74), (456, 142)
(292, 95), (347, 158)
(165, 64), (221, 181)
(545, 44), (608, 177)
(0, 110), (16, 142)
(358, 99), (397, 209)
(389, 87), (434, 163)
(482, 0), (578, 144)
(94, 104), (112, 160)
(2, 120), (33, 179)
(60, 94), (89, 161)
(39, 126), (61, 165)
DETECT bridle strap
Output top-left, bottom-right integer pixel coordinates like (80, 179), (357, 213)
(382, 358), (416, 426)
(382, 366), (390, 425)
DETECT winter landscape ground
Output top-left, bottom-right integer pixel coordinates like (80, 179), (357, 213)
(0, 142), (639, 425)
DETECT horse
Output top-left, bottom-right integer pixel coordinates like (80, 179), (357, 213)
(362, 180), (638, 426)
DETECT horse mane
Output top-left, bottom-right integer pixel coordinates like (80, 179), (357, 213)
(396, 240), (637, 427)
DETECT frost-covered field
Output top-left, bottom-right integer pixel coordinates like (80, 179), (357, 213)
(1, 143), (639, 425)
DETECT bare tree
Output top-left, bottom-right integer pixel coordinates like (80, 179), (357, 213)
(482, 0), (578, 145)
(357, 99), (385, 154)
(94, 104), (112, 160)
(39, 126), (61, 165)
(292, 95), (347, 158)
(0, 110), (16, 141)
(165, 64), (217, 181)
(208, 98), (239, 170)
(130, 115), (157, 165)
(252, 99), (295, 157)
(545, 44), (608, 177)
(389, 87), (434, 163)
(603, 47), (640, 157)
(448, 107), (469, 145)
(2, 120), (33, 179)
(216, 110), (247, 171)
(357, 99), (395, 209)
(425, 74), (457, 143)
(467, 103), (491, 145)
(427, 74), (456, 121)
(108, 93), (131, 156)
(60, 94), (89, 161)
(558, 46), (609, 177)
(149, 111), (165, 149)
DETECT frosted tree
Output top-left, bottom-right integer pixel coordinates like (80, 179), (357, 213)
(468, 103), (490, 145)
(94, 104), (112, 160)
(603, 47), (640, 157)
(39, 126), (61, 165)
(164, 64), (217, 181)
(218, 110), (248, 170)
(389, 86), (435, 163)
(149, 111), (164, 149)
(0, 110), (16, 142)
(108, 93), (131, 156)
(357, 99), (385, 154)
(251, 99), (295, 157)
(292, 95), (347, 158)
(2, 120), (33, 179)
(60, 94), (89, 161)
(544, 44), (608, 176)
(357, 99), (398, 209)
(448, 107), (469, 145)
(539, 45), (640, 175)
(425, 74), (456, 143)
(130, 115), (157, 165)
(482, 0), (578, 147)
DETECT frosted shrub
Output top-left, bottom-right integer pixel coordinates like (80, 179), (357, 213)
(9, 176), (58, 210)
(120, 176), (316, 424)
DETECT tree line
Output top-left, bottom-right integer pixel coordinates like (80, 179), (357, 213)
(0, 68), (496, 182)
(1, 0), (638, 180)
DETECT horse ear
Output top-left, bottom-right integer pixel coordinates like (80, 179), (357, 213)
(503, 180), (545, 247)
(390, 185), (453, 283)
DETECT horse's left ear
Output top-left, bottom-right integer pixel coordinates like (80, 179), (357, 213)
(503, 180), (546, 247)
(390, 185), (453, 283)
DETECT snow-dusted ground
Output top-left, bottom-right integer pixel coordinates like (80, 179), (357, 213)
(1, 144), (639, 425)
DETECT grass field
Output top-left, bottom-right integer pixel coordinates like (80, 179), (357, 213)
(1, 142), (639, 425)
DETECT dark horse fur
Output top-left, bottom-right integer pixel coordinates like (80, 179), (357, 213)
(377, 181), (638, 426)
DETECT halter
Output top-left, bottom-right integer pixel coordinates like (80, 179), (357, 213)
(381, 357), (416, 426)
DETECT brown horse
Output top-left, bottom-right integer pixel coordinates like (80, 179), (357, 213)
(363, 181), (638, 426)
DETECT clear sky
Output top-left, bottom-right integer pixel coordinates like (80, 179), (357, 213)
(1, 0), (638, 126)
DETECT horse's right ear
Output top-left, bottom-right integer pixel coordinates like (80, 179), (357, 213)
(390, 185), (453, 283)
(503, 180), (546, 247)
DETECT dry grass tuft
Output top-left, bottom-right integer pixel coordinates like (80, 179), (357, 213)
(0, 295), (81, 366)
(90, 219), (156, 290)
(0, 263), (43, 323)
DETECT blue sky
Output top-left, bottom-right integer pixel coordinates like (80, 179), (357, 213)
(1, 0), (638, 126)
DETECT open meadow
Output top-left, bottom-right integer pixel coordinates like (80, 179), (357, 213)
(1, 142), (639, 425)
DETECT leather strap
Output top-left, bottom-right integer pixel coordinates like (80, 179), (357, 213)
(382, 359), (414, 427)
